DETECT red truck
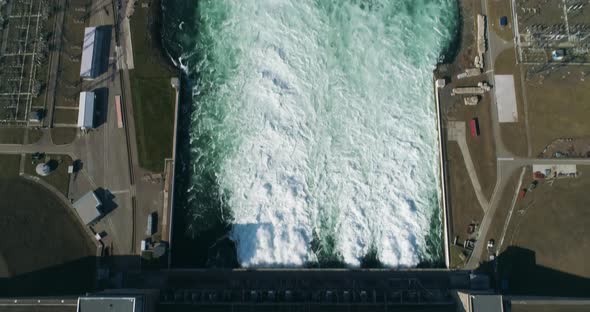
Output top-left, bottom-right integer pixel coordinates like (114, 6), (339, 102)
(470, 118), (480, 137)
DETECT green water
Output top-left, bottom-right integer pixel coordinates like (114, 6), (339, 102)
(164, 0), (459, 267)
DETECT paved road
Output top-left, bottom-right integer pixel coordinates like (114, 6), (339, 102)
(464, 0), (518, 269)
(0, 141), (73, 155)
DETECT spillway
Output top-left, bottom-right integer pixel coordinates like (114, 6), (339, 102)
(165, 0), (459, 267)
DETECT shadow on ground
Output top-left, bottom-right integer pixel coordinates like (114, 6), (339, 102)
(93, 87), (110, 128)
(0, 255), (144, 296)
(477, 246), (590, 297)
(95, 187), (118, 214)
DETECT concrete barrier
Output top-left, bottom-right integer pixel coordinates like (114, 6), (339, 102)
(165, 77), (181, 268)
(433, 78), (451, 268)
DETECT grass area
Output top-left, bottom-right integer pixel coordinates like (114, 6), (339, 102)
(482, 167), (524, 253)
(496, 166), (590, 296)
(27, 128), (43, 144)
(24, 154), (73, 197)
(0, 127), (26, 144)
(486, 0), (514, 42)
(0, 154), (22, 178)
(0, 177), (95, 293)
(130, 76), (175, 172)
(446, 142), (484, 244)
(449, 87), (497, 198)
(53, 109), (79, 124)
(51, 127), (78, 145)
(525, 67), (590, 156)
(129, 0), (177, 173)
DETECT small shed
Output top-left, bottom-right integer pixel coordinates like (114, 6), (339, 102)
(73, 191), (102, 225)
(77, 91), (95, 130)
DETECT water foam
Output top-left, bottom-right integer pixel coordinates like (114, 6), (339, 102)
(179, 0), (458, 267)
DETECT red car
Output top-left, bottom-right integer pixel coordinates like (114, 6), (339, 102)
(470, 118), (480, 137)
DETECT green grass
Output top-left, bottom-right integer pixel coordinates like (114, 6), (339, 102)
(50, 127), (78, 145)
(0, 127), (26, 144)
(449, 245), (467, 269)
(526, 70), (590, 156)
(27, 128), (43, 144)
(53, 109), (79, 124)
(0, 154), (22, 178)
(24, 153), (73, 197)
(0, 178), (95, 291)
(130, 76), (175, 172)
(129, 0), (177, 173)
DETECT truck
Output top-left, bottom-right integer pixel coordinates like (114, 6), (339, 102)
(146, 212), (157, 236)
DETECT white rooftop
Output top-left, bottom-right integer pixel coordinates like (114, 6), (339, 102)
(73, 191), (102, 225)
(78, 297), (137, 312)
(77, 91), (95, 129)
(80, 27), (97, 79)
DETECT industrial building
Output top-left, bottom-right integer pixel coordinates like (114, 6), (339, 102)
(73, 191), (102, 225)
(77, 91), (96, 130)
(80, 27), (103, 79)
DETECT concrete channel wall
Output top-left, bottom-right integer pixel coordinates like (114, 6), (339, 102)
(434, 78), (452, 269)
(165, 78), (181, 268)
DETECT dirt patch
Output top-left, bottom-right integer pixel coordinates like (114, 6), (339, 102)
(446, 142), (484, 246)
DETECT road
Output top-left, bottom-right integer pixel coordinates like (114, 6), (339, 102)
(463, 0), (515, 269)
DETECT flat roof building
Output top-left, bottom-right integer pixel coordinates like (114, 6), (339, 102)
(80, 27), (98, 79)
(73, 191), (102, 225)
(77, 91), (95, 130)
(79, 26), (111, 79)
(471, 295), (503, 312)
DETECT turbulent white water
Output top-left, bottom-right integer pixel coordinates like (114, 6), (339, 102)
(175, 0), (458, 267)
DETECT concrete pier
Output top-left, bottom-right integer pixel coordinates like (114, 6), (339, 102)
(434, 78), (451, 268)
